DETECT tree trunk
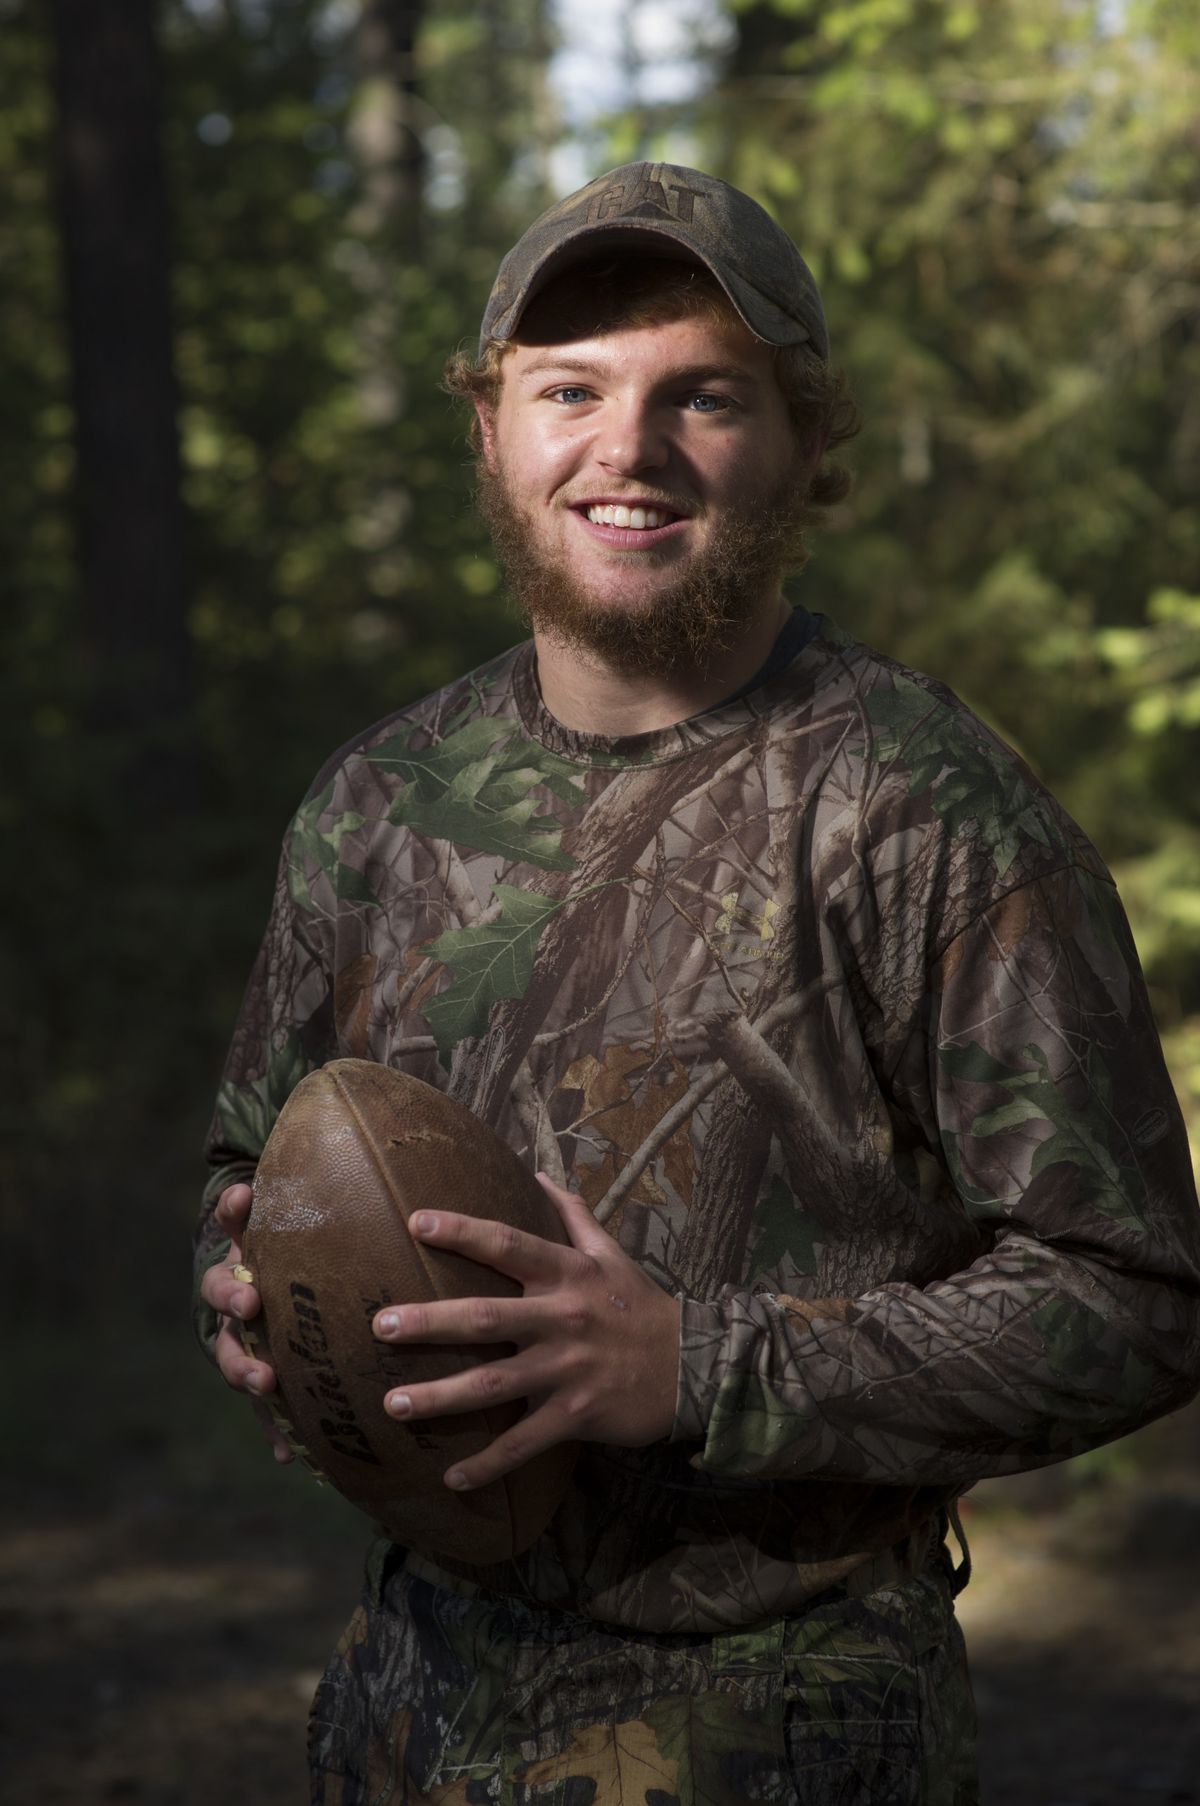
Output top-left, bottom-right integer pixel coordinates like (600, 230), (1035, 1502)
(727, 0), (826, 80)
(50, 0), (190, 791)
(354, 0), (428, 241)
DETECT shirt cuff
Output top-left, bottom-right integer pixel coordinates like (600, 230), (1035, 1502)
(671, 1294), (735, 1444)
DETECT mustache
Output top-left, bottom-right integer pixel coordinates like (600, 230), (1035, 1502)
(557, 485), (700, 517)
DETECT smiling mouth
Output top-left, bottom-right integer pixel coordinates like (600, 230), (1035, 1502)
(582, 503), (683, 531)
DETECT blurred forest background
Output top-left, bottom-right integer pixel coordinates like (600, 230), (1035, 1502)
(2, 0), (1199, 1800)
(6, 0), (1200, 1332)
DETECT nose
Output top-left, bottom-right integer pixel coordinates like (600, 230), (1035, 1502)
(599, 397), (669, 475)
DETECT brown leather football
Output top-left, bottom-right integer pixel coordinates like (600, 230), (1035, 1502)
(240, 1058), (577, 1564)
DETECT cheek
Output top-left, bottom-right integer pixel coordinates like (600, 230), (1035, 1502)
(701, 443), (773, 503)
(501, 419), (584, 492)
(726, 428), (797, 499)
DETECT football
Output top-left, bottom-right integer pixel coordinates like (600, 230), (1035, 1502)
(240, 1058), (577, 1564)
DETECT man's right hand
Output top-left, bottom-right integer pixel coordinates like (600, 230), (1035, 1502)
(201, 1181), (294, 1464)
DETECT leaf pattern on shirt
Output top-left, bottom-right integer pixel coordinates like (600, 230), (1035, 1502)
(373, 716), (585, 869)
(198, 623), (1200, 1636)
(862, 673), (1067, 877)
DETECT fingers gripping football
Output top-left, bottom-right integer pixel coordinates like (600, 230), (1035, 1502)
(373, 1175), (681, 1492)
(200, 1181), (293, 1464)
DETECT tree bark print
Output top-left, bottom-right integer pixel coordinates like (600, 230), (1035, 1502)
(459, 739), (758, 1126)
(200, 628), (1200, 1636)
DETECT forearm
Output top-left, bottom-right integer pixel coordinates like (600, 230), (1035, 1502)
(674, 868), (1200, 1485)
(674, 1231), (1200, 1487)
(192, 821), (329, 1357)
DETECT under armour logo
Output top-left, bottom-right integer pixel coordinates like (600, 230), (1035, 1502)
(588, 171), (701, 227)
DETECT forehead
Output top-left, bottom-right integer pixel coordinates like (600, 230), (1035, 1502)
(504, 311), (775, 387)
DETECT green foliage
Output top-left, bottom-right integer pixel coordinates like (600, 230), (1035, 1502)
(864, 677), (1067, 877)
(967, 1041), (1145, 1232)
(288, 780), (385, 911)
(215, 1028), (309, 1154)
(1032, 1297), (1156, 1416)
(4, 0), (1196, 1334)
(422, 883), (563, 1053)
(1101, 590), (1200, 738)
(697, 0), (1200, 1061)
(642, 1689), (783, 1797)
(372, 717), (585, 868)
(745, 1173), (824, 1279)
(162, 0), (549, 777)
(1, 0), (561, 1322)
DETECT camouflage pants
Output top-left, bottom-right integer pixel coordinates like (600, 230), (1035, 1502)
(309, 1543), (978, 1806)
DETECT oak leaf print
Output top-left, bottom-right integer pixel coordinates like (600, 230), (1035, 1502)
(214, 1028), (308, 1155)
(558, 1043), (695, 1220)
(368, 718), (585, 869)
(286, 781), (376, 913)
(745, 1172), (824, 1282)
(422, 884), (562, 1054)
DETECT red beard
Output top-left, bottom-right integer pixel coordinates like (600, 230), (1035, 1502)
(476, 458), (813, 677)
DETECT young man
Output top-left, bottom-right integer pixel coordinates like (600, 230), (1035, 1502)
(195, 164), (1200, 1804)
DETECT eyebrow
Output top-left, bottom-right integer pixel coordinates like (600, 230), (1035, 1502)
(514, 355), (763, 386)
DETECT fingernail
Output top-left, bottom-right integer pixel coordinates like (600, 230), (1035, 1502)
(412, 1213), (437, 1236)
(445, 1468), (468, 1490)
(378, 1311), (400, 1335)
(245, 1372), (262, 1395)
(388, 1393), (412, 1418)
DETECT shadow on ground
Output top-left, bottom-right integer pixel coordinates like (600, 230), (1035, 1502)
(3, 1325), (1198, 1804)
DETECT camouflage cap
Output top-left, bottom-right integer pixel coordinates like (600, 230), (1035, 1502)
(480, 161), (829, 360)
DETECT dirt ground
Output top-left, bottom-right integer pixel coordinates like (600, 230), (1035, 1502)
(954, 1449), (1200, 1806)
(4, 1384), (1198, 1806)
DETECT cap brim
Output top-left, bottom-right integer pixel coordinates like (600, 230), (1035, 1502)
(485, 220), (820, 352)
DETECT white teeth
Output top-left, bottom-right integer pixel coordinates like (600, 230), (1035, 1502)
(585, 504), (670, 530)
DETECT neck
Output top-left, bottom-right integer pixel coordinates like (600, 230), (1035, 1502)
(533, 593), (792, 736)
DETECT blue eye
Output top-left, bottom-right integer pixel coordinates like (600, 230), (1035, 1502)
(552, 387), (591, 405)
(688, 393), (728, 413)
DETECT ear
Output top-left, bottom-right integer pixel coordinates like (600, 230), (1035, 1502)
(475, 398), (498, 469)
(795, 424), (828, 493)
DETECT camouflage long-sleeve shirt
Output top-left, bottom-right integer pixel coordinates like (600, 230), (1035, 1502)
(196, 613), (1200, 1633)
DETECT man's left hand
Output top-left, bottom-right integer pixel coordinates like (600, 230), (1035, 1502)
(372, 1174), (681, 1492)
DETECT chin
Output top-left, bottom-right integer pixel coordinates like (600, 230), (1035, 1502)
(481, 463), (782, 674)
(523, 585), (754, 678)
